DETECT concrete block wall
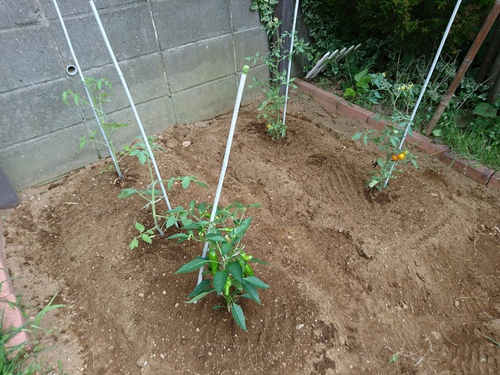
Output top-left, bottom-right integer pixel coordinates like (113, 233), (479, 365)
(0, 0), (270, 189)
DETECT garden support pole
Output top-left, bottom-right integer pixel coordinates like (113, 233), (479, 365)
(383, 0), (462, 188)
(425, 0), (500, 135)
(52, 0), (123, 179)
(196, 66), (249, 286)
(89, 0), (174, 223)
(282, 0), (300, 128)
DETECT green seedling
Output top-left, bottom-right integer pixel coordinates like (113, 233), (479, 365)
(63, 77), (128, 176)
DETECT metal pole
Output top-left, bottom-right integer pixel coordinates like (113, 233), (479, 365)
(196, 66), (249, 286)
(52, 0), (123, 179)
(383, 0), (462, 188)
(282, 0), (300, 127)
(89, 0), (174, 220)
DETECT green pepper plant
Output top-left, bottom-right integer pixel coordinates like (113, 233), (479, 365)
(169, 201), (268, 332)
(352, 73), (418, 190)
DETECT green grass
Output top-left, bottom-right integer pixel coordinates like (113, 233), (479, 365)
(0, 294), (65, 374)
(436, 114), (500, 172)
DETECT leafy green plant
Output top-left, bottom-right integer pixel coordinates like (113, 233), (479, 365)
(1, 294), (65, 374)
(246, 17), (310, 139)
(352, 73), (418, 190)
(118, 145), (268, 331)
(63, 77), (128, 172)
(344, 68), (372, 99)
(169, 201), (267, 332)
(250, 0), (279, 31)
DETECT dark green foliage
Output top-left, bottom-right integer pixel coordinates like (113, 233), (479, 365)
(301, 0), (494, 60)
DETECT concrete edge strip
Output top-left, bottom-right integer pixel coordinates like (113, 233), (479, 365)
(295, 79), (499, 190)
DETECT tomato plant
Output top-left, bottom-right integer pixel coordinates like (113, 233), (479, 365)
(118, 146), (268, 331)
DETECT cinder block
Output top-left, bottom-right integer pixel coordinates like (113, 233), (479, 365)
(39, 0), (142, 19)
(336, 100), (374, 122)
(234, 27), (269, 69)
(0, 0), (41, 28)
(438, 151), (495, 185)
(242, 64), (268, 106)
(0, 122), (99, 189)
(152, 0), (231, 50)
(487, 172), (500, 190)
(101, 96), (177, 151)
(0, 78), (84, 148)
(172, 76), (238, 124)
(77, 52), (170, 115)
(52, 5), (157, 71)
(164, 34), (236, 93)
(0, 26), (62, 92)
(231, 0), (262, 31)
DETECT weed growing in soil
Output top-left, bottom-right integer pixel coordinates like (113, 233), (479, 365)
(62, 77), (128, 172)
(0, 294), (65, 374)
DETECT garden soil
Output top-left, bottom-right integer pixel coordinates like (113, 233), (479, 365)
(2, 92), (500, 374)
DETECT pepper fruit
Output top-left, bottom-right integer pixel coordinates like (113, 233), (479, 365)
(208, 248), (218, 276)
(244, 263), (254, 277)
(223, 278), (232, 296)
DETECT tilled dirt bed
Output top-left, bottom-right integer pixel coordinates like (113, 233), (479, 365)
(3, 93), (500, 374)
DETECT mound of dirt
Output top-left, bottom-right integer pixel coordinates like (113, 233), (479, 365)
(3, 92), (500, 374)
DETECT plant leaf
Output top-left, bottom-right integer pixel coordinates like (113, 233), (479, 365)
(135, 222), (145, 232)
(187, 279), (212, 299)
(118, 188), (138, 199)
(175, 257), (210, 274)
(244, 276), (270, 289)
(166, 215), (178, 229)
(241, 280), (261, 304)
(129, 238), (139, 250)
(182, 176), (191, 189)
(213, 270), (229, 295)
(231, 302), (247, 332)
(227, 261), (244, 283)
(167, 233), (189, 242)
(185, 291), (213, 304)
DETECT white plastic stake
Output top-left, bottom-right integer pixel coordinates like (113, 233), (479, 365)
(282, 0), (300, 128)
(196, 65), (250, 286)
(53, 0), (123, 179)
(89, 0), (174, 222)
(383, 0), (462, 188)
(305, 51), (331, 79)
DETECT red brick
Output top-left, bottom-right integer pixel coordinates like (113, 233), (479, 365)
(405, 131), (427, 147)
(295, 79), (315, 97)
(413, 137), (449, 156)
(336, 100), (374, 122)
(0, 234), (31, 350)
(438, 151), (494, 185)
(311, 88), (340, 115)
(367, 116), (390, 132)
(487, 172), (500, 190)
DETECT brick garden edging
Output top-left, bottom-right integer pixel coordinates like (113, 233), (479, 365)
(296, 79), (499, 190)
(0, 219), (31, 351)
